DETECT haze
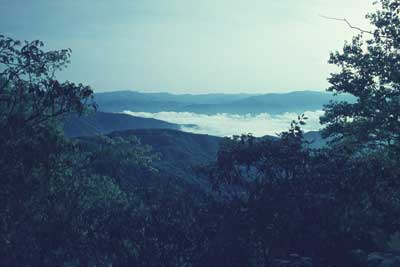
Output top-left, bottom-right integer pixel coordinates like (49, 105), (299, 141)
(0, 0), (374, 93)
(123, 110), (324, 137)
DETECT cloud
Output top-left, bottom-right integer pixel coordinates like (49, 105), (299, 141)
(123, 110), (324, 137)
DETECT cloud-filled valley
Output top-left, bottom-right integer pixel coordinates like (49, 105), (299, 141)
(123, 110), (324, 137)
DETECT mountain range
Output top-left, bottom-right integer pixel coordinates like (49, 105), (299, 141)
(63, 90), (335, 178)
(64, 109), (327, 179)
(94, 90), (354, 115)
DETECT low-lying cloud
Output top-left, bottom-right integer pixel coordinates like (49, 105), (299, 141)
(123, 110), (324, 137)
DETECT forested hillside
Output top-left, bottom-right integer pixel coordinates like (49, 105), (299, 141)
(80, 128), (222, 180)
(1, 1), (400, 267)
(64, 111), (180, 137)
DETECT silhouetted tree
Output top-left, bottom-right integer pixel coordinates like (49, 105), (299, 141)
(321, 0), (400, 153)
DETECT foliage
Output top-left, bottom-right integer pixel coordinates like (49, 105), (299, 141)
(321, 0), (400, 152)
(2, 0), (400, 266)
(0, 35), (143, 266)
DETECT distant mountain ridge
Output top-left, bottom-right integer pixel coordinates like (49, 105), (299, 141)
(64, 111), (180, 137)
(94, 90), (354, 115)
(95, 90), (257, 104)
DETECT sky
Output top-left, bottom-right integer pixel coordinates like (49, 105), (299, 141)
(0, 0), (375, 94)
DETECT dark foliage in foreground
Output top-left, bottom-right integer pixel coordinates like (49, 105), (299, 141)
(1, 1), (400, 266)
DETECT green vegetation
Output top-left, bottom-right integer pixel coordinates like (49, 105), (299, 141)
(1, 0), (400, 266)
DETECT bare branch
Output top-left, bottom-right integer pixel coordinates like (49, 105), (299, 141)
(319, 14), (375, 36)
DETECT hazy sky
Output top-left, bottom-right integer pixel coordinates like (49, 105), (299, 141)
(0, 0), (374, 93)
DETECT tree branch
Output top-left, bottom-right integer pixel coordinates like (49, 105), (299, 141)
(319, 14), (375, 36)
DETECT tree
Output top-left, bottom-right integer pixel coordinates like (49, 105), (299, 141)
(321, 0), (400, 152)
(319, 0), (400, 261)
(0, 35), (141, 266)
(0, 35), (95, 178)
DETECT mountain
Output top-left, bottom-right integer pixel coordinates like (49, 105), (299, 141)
(95, 90), (256, 104)
(94, 91), (256, 113)
(186, 91), (351, 115)
(303, 131), (327, 148)
(66, 112), (327, 180)
(108, 129), (222, 179)
(65, 112), (222, 178)
(94, 90), (355, 115)
(260, 131), (326, 149)
(64, 111), (180, 137)
(65, 111), (327, 148)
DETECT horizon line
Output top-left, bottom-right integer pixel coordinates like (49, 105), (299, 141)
(94, 88), (328, 95)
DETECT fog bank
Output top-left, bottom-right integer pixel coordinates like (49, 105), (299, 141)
(123, 110), (324, 137)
